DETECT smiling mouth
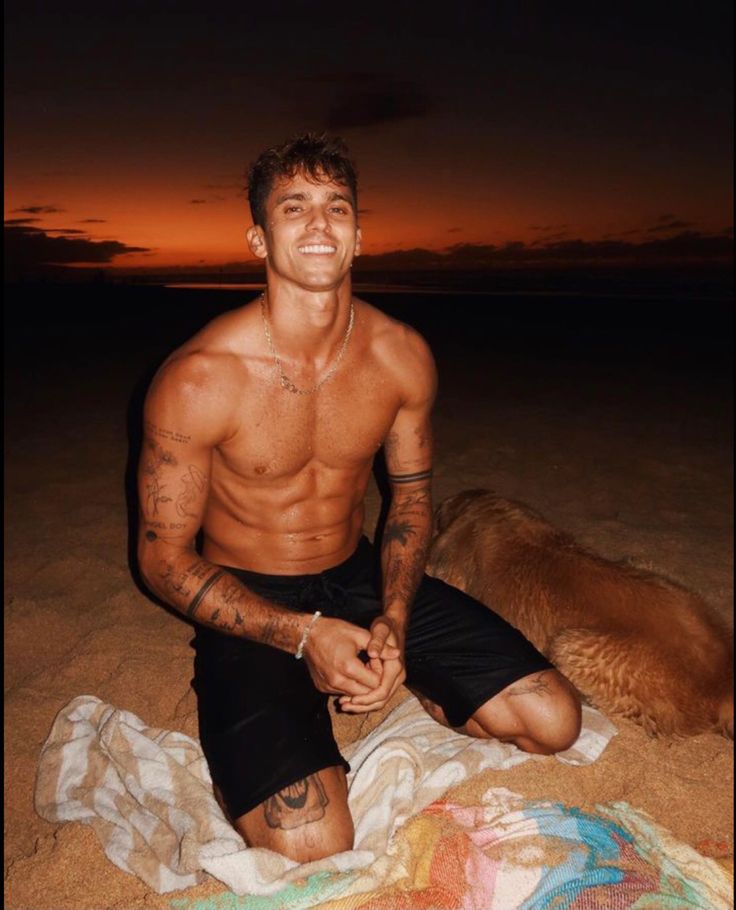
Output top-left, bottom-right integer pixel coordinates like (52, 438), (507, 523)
(297, 244), (337, 254)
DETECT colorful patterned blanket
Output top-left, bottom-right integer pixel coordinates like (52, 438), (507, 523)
(35, 695), (732, 908)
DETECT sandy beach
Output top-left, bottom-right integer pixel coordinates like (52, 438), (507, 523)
(4, 280), (733, 908)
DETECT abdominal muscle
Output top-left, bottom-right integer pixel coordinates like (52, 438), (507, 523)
(200, 461), (372, 575)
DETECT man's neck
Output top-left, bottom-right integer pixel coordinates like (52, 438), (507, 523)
(262, 281), (354, 359)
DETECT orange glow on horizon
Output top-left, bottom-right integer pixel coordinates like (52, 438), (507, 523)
(5, 166), (732, 272)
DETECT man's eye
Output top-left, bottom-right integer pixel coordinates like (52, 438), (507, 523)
(330, 207), (348, 215)
(285, 205), (302, 213)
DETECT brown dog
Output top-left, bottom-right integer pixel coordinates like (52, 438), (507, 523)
(427, 489), (733, 738)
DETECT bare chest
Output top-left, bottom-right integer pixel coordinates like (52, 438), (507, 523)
(218, 378), (399, 481)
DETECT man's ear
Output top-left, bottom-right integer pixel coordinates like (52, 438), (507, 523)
(246, 225), (268, 260)
(354, 227), (362, 257)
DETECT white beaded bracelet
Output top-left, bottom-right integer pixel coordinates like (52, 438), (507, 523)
(295, 610), (322, 660)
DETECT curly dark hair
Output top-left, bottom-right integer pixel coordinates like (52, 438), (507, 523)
(246, 132), (358, 228)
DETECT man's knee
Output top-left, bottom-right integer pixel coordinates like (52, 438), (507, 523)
(241, 820), (354, 864)
(525, 687), (582, 754)
(472, 670), (582, 755)
(232, 767), (354, 863)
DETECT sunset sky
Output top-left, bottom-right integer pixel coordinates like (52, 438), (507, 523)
(4, 1), (733, 275)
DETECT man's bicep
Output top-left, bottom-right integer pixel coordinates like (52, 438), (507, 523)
(138, 392), (214, 548)
(383, 404), (433, 484)
(383, 329), (436, 483)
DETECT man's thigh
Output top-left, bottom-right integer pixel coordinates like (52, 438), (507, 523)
(233, 765), (354, 863)
(193, 628), (349, 825)
(404, 574), (554, 728)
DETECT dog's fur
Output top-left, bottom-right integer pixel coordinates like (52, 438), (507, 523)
(427, 489), (733, 738)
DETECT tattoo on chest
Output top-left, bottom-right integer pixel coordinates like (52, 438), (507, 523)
(263, 773), (329, 830)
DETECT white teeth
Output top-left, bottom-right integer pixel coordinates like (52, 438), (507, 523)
(298, 244), (336, 254)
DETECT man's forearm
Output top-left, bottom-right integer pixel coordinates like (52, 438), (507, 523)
(381, 480), (433, 625)
(142, 549), (308, 653)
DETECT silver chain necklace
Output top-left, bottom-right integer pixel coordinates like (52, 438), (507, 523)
(260, 293), (355, 395)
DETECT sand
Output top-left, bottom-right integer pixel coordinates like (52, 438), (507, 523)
(4, 285), (733, 908)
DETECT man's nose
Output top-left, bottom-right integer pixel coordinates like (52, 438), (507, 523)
(306, 207), (330, 231)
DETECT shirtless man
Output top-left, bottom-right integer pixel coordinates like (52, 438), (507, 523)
(137, 133), (581, 864)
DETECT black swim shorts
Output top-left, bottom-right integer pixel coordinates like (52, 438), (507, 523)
(191, 536), (553, 821)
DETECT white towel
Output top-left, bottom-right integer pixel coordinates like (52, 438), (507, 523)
(34, 694), (616, 895)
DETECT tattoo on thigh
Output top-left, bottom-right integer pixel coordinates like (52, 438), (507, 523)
(507, 672), (552, 698)
(263, 773), (329, 830)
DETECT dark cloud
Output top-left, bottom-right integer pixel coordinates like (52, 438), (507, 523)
(5, 224), (150, 269)
(530, 231), (569, 245)
(353, 231), (733, 270)
(325, 77), (432, 130)
(44, 228), (88, 235)
(4, 216), (41, 225)
(79, 218), (108, 223)
(529, 224), (569, 231)
(11, 204), (65, 215)
(647, 219), (696, 233)
(189, 199), (207, 204)
(447, 227), (463, 233)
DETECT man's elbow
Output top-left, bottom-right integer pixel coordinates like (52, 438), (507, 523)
(137, 539), (166, 594)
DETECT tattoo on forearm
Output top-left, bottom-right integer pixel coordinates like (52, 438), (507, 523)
(264, 774), (329, 830)
(395, 489), (431, 509)
(382, 481), (432, 611)
(385, 544), (428, 607)
(384, 520), (417, 546)
(158, 562), (192, 598)
(387, 469), (433, 485)
(186, 570), (225, 618)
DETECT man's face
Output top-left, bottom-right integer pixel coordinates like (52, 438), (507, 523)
(249, 170), (361, 292)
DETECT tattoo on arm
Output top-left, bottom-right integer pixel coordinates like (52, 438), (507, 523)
(176, 465), (208, 518)
(382, 480), (433, 613)
(186, 570), (225, 618)
(264, 773), (329, 830)
(387, 469), (433, 485)
(145, 422), (192, 445)
(142, 441), (179, 515)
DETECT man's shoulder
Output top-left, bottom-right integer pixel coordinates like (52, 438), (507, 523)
(147, 302), (262, 409)
(158, 301), (261, 383)
(357, 298), (436, 400)
(358, 297), (433, 359)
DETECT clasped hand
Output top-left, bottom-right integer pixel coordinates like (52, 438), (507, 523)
(302, 615), (406, 714)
